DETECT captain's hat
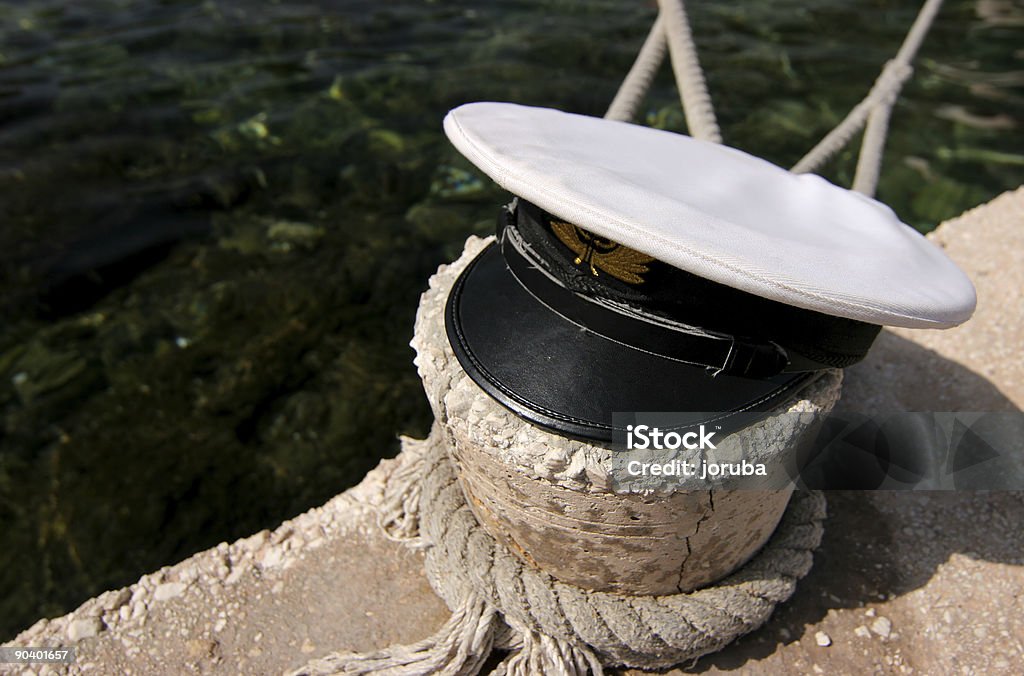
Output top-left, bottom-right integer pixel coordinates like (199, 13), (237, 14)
(443, 102), (976, 441)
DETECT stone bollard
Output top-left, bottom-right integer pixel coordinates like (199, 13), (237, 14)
(413, 235), (842, 595)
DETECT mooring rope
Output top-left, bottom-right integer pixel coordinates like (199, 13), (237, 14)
(605, 1), (720, 143)
(604, 14), (667, 123)
(291, 429), (825, 676)
(606, 0), (944, 196)
(789, 58), (915, 181)
(792, 0), (945, 194)
(656, 0), (722, 143)
(849, 0), (946, 195)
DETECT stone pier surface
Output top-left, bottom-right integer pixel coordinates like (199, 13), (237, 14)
(4, 187), (1024, 675)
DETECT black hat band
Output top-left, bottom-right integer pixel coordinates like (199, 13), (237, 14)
(501, 200), (881, 376)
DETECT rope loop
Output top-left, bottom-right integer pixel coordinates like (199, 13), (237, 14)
(293, 431), (826, 675)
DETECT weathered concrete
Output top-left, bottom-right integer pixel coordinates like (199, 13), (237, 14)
(2, 468), (450, 676)
(4, 187), (1023, 675)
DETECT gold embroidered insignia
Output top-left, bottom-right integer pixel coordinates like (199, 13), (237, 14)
(550, 221), (654, 284)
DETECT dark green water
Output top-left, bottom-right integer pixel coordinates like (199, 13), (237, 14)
(0, 0), (1020, 639)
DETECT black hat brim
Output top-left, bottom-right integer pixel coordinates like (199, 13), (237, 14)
(445, 242), (816, 442)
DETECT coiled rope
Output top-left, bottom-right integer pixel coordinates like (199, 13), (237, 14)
(292, 428), (825, 676)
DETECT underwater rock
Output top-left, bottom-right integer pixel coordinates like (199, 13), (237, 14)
(237, 113), (271, 141)
(265, 220), (325, 250)
(217, 216), (324, 255)
(429, 165), (484, 199)
(216, 217), (267, 256)
(8, 340), (104, 409)
(367, 128), (405, 154)
(405, 202), (485, 242)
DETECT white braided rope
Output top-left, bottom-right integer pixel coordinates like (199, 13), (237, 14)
(292, 429), (826, 675)
(604, 1), (721, 142)
(657, 0), (722, 142)
(789, 59), (914, 176)
(793, 0), (946, 195)
(853, 98), (899, 196)
(605, 0), (944, 195)
(851, 0), (946, 195)
(604, 14), (667, 123)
